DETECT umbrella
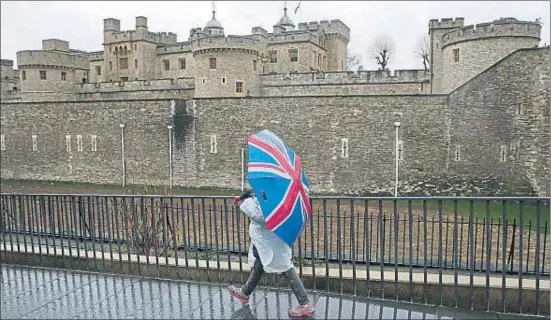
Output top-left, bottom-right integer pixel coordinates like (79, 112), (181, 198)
(246, 129), (312, 247)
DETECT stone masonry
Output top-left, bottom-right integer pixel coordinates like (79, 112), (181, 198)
(0, 11), (549, 196)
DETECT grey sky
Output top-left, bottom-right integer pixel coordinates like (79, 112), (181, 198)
(1, 1), (549, 70)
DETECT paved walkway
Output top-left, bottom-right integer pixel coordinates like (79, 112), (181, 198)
(0, 264), (544, 320)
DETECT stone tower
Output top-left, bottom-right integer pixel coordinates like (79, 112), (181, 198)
(191, 6), (266, 98)
(428, 18), (465, 94)
(430, 17), (541, 93)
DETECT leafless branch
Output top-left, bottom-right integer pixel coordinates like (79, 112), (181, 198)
(370, 34), (395, 71)
(414, 35), (430, 71)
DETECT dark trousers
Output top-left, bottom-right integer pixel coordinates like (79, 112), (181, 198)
(241, 246), (310, 305)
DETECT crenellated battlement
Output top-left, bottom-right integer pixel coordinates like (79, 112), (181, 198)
(429, 17), (465, 30)
(17, 50), (90, 70)
(1, 59), (14, 67)
(297, 19), (350, 40)
(156, 42), (193, 55)
(260, 69), (429, 86)
(191, 35), (263, 56)
(441, 18), (541, 47)
(74, 77), (195, 93)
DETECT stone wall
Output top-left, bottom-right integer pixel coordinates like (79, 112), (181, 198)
(0, 99), (195, 187)
(0, 49), (548, 196)
(260, 82), (426, 96)
(449, 47), (550, 196)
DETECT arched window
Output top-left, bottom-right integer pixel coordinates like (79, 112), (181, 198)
(124, 46), (127, 54)
(115, 47), (118, 54)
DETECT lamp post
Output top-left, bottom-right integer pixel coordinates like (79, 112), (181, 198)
(394, 121), (401, 197)
(119, 123), (126, 187)
(167, 125), (173, 189)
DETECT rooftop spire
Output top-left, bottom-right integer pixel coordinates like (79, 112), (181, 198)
(212, 1), (216, 19)
(284, 1), (287, 14)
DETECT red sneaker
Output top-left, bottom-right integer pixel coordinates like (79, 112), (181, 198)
(289, 302), (315, 317)
(228, 286), (250, 305)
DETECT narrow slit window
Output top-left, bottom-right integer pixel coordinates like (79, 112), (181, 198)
(0, 135), (5, 151)
(499, 145), (507, 162)
(66, 135), (71, 151)
(32, 135), (37, 151)
(77, 135), (83, 152)
(91, 135), (97, 151)
(341, 138), (349, 158)
(452, 48), (460, 62)
(210, 135), (217, 154)
(516, 103), (523, 116)
(454, 145), (461, 161)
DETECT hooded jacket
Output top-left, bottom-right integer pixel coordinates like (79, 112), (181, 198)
(239, 197), (294, 273)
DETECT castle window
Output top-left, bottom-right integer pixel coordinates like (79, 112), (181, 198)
(341, 138), (349, 158)
(134, 59), (138, 69)
(135, 44), (137, 50)
(397, 140), (404, 160)
(114, 47), (118, 54)
(210, 135), (217, 154)
(66, 135), (71, 152)
(163, 59), (170, 71)
(61, 72), (67, 81)
(21, 71), (26, 81)
(452, 48), (460, 62)
(235, 81), (243, 93)
(202, 78), (205, 84)
(119, 58), (128, 70)
(109, 61), (113, 71)
(32, 135), (37, 151)
(221, 77), (226, 84)
(124, 46), (127, 54)
(318, 54), (322, 68)
(96, 66), (101, 76)
(454, 145), (461, 161)
(77, 135), (83, 152)
(499, 145), (507, 162)
(209, 57), (217, 70)
(323, 56), (326, 69)
(516, 103), (523, 116)
(289, 48), (298, 62)
(0, 135), (5, 151)
(40, 71), (47, 80)
(253, 60), (257, 71)
(269, 50), (278, 63)
(510, 142), (517, 158)
(91, 135), (97, 152)
(179, 58), (186, 70)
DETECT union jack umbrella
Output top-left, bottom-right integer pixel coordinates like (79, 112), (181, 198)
(247, 129), (312, 247)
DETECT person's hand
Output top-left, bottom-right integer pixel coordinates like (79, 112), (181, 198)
(233, 196), (241, 206)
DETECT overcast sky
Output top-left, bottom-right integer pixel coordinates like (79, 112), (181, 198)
(1, 1), (549, 70)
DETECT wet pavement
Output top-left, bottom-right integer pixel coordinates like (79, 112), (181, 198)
(0, 264), (544, 320)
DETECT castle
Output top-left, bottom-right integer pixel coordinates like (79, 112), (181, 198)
(0, 7), (549, 197)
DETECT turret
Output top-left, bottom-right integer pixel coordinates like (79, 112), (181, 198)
(428, 17), (464, 93)
(135, 16), (148, 34)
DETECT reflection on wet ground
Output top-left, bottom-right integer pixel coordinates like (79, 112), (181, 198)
(0, 264), (543, 319)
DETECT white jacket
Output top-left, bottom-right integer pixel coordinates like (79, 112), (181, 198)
(239, 197), (294, 274)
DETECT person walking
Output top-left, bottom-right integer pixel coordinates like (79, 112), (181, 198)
(228, 191), (315, 317)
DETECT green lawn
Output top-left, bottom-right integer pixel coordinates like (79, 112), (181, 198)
(1, 179), (548, 228)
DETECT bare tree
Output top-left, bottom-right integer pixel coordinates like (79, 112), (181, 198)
(347, 52), (361, 71)
(415, 35), (430, 71)
(370, 34), (395, 71)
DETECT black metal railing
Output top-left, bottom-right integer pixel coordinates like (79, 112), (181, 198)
(0, 194), (549, 315)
